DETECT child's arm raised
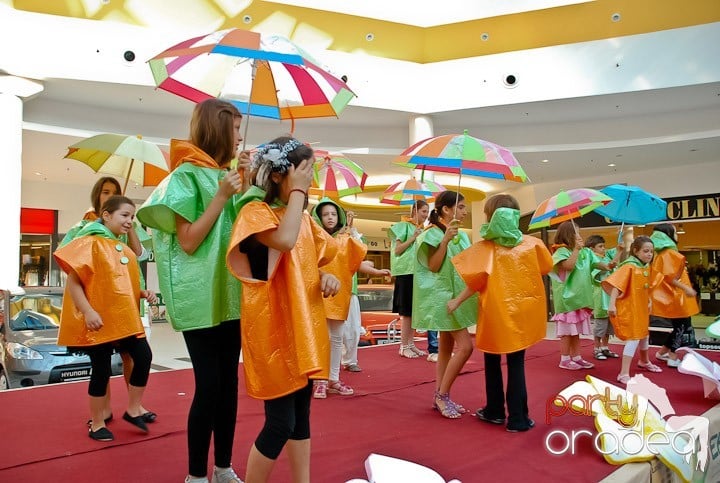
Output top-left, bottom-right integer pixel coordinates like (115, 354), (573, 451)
(254, 160), (313, 252)
(66, 271), (103, 331)
(558, 233), (584, 271)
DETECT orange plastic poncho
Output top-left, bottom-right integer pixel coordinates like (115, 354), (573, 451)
(320, 234), (367, 320)
(650, 249), (700, 318)
(227, 199), (337, 400)
(54, 227), (144, 347)
(602, 259), (659, 340)
(452, 236), (553, 354)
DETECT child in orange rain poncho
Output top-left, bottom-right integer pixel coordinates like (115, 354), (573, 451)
(449, 194), (553, 433)
(226, 137), (340, 483)
(650, 224), (700, 368)
(54, 195), (156, 443)
(310, 199), (391, 398)
(603, 236), (664, 384)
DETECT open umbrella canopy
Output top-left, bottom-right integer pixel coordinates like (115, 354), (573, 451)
(393, 130), (528, 183)
(149, 29), (355, 121)
(309, 151), (367, 199)
(380, 176), (446, 206)
(64, 133), (170, 194)
(594, 184), (668, 225)
(529, 188), (613, 230)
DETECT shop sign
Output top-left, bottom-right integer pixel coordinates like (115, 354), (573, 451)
(666, 193), (720, 221)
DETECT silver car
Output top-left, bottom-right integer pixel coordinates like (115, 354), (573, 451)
(0, 286), (122, 390)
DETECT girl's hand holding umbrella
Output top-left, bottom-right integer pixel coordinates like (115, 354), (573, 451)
(444, 219), (460, 244)
(235, 150), (252, 191)
(219, 169), (244, 198)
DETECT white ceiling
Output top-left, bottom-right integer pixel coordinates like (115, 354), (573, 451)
(4, 5), (720, 222)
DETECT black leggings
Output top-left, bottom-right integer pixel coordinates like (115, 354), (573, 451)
(183, 320), (240, 477)
(85, 336), (152, 397)
(255, 381), (312, 460)
(662, 316), (692, 353)
(483, 350), (528, 428)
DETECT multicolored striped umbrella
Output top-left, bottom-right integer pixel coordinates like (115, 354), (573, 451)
(309, 152), (367, 199)
(64, 134), (169, 194)
(380, 176), (446, 206)
(529, 188), (613, 230)
(149, 29), (355, 123)
(393, 130), (528, 184)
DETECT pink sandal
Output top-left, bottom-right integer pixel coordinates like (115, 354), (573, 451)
(638, 361), (663, 373)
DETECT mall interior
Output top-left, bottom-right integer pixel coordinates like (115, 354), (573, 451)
(2, 1), (719, 316)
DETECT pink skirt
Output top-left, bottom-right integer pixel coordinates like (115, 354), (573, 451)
(552, 308), (593, 336)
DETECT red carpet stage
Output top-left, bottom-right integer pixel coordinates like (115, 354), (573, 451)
(1, 339), (718, 482)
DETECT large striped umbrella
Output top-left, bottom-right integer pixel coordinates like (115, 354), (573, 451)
(149, 29), (355, 146)
(309, 152), (367, 199)
(393, 130), (528, 184)
(380, 176), (446, 206)
(64, 133), (169, 194)
(529, 188), (613, 230)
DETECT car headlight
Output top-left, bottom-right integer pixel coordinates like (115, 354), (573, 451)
(6, 342), (43, 360)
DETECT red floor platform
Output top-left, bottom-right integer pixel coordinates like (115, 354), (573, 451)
(0, 338), (717, 482)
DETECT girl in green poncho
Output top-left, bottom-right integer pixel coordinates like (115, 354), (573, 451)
(413, 191), (477, 419)
(137, 99), (250, 483)
(389, 199), (431, 359)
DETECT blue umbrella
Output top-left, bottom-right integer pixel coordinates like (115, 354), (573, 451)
(594, 184), (667, 225)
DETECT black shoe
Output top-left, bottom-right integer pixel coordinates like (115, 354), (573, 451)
(86, 414), (113, 428)
(475, 408), (505, 425)
(123, 412), (149, 433)
(88, 427), (114, 441)
(507, 419), (536, 433)
(141, 411), (157, 423)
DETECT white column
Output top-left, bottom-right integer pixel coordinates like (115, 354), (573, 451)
(409, 115), (434, 181)
(0, 93), (22, 289)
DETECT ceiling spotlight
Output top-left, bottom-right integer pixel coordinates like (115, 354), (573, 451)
(608, 163), (616, 167)
(243, 15), (252, 24)
(503, 74), (518, 88)
(677, 224), (686, 235)
(541, 159), (549, 163)
(365, 33), (374, 41)
(480, 33), (489, 41)
(611, 13), (621, 22)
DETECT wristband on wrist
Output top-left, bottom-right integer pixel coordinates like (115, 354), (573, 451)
(289, 188), (307, 197)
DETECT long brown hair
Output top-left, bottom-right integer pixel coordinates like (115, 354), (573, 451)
(428, 190), (463, 232)
(189, 99), (242, 167)
(90, 177), (121, 215)
(554, 221), (577, 248)
(256, 136), (314, 204)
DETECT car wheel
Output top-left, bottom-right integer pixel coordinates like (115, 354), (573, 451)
(0, 369), (9, 390)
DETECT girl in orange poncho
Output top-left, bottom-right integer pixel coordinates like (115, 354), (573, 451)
(310, 200), (391, 398)
(603, 236), (663, 384)
(226, 137), (340, 483)
(54, 196), (157, 442)
(650, 224), (699, 368)
(449, 194), (553, 432)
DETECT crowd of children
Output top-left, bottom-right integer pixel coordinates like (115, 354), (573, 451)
(54, 98), (701, 482)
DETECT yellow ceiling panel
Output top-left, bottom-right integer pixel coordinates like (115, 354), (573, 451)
(11, 0), (720, 63)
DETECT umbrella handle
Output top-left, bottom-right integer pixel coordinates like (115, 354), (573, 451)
(122, 158), (135, 195)
(241, 60), (257, 152)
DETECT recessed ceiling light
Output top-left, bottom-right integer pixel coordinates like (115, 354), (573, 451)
(611, 13), (621, 22)
(480, 33), (489, 41)
(243, 15), (252, 24)
(34, 171), (44, 176)
(365, 33), (374, 41)
(541, 159), (549, 163)
(608, 163), (616, 167)
(690, 148), (698, 152)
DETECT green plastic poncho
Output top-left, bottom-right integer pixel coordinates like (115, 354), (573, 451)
(136, 154), (241, 332)
(590, 247), (618, 319)
(412, 226), (477, 331)
(550, 246), (596, 313)
(388, 220), (420, 276)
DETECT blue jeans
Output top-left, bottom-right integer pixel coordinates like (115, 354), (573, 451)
(427, 330), (438, 354)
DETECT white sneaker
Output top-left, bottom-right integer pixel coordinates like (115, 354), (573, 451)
(667, 358), (681, 368)
(427, 353), (438, 362)
(185, 477), (209, 483)
(211, 467), (243, 483)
